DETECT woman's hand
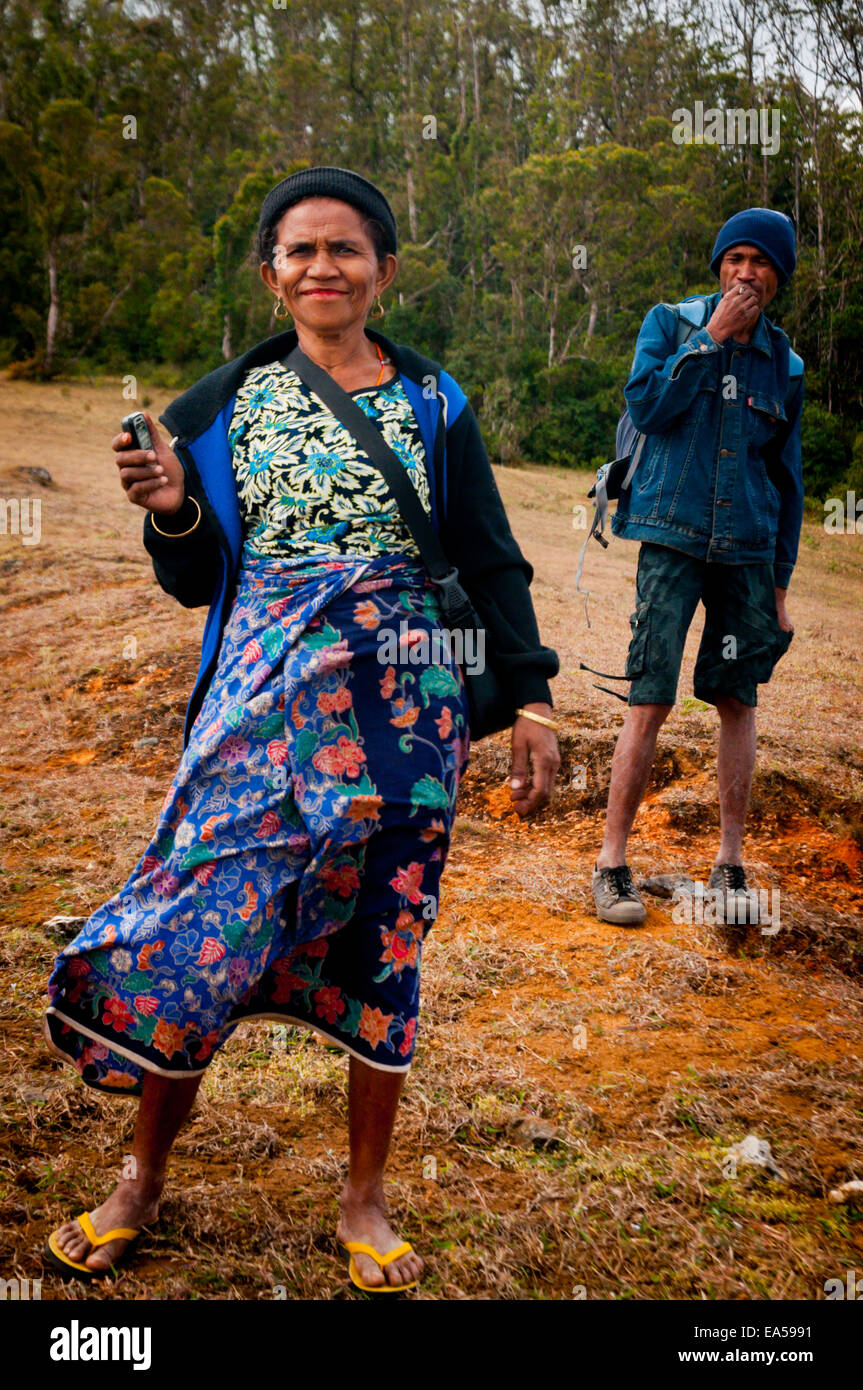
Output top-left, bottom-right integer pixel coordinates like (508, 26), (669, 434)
(113, 412), (185, 516)
(509, 704), (560, 817)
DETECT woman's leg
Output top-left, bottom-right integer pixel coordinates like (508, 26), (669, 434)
(336, 1057), (423, 1288)
(280, 562), (466, 1289)
(54, 1070), (202, 1271)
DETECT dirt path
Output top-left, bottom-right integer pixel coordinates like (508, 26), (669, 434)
(1, 377), (861, 1299)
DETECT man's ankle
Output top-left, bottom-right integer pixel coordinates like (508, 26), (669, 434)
(596, 851), (627, 871)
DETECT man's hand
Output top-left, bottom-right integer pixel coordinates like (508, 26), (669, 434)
(113, 411), (186, 516)
(706, 283), (761, 345)
(509, 703), (560, 817)
(775, 586), (793, 633)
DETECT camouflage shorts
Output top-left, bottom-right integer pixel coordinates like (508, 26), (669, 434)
(625, 543), (794, 707)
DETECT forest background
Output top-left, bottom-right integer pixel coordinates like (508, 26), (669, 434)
(1, 0), (861, 500)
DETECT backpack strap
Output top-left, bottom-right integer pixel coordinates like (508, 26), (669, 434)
(675, 295), (710, 335)
(575, 296), (709, 621)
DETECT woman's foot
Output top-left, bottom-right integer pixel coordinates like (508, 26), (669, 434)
(53, 1175), (162, 1273)
(337, 1187), (423, 1289)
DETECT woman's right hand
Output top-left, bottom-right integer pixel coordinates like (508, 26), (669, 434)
(113, 411), (185, 515)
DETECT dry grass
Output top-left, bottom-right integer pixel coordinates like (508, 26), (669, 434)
(0, 376), (861, 1300)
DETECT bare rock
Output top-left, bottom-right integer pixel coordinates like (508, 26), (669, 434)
(723, 1134), (786, 1180)
(43, 915), (87, 941)
(19, 1085), (58, 1104)
(637, 873), (697, 899)
(829, 1180), (863, 1206)
(14, 465), (54, 488)
(506, 1117), (563, 1151)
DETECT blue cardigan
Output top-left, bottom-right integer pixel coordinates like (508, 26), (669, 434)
(144, 326), (559, 746)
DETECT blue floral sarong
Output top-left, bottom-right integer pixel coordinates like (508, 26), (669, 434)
(45, 545), (471, 1094)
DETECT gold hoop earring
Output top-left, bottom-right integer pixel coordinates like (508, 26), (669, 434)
(274, 297), (291, 321)
(372, 294), (385, 319)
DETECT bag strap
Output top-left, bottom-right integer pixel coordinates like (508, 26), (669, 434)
(574, 466), (609, 605)
(283, 345), (476, 628)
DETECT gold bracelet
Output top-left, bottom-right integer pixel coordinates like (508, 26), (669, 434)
(515, 707), (560, 731)
(150, 496), (202, 538)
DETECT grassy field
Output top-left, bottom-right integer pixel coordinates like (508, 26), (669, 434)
(1, 376), (862, 1300)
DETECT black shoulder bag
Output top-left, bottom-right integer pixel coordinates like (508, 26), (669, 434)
(283, 344), (516, 741)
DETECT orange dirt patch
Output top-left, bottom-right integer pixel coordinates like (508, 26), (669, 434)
(0, 378), (861, 1301)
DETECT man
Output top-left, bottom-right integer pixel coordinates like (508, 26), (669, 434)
(592, 208), (804, 926)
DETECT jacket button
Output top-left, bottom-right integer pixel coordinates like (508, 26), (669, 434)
(720, 448), (731, 456)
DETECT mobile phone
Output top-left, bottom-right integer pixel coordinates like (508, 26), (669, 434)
(120, 412), (153, 452)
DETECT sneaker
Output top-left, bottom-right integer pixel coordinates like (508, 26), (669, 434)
(708, 863), (761, 925)
(592, 863), (647, 926)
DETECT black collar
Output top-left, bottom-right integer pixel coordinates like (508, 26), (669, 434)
(160, 326), (443, 443)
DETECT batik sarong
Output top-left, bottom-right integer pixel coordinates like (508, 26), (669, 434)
(45, 545), (471, 1094)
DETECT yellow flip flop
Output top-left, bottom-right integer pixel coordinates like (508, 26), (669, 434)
(44, 1210), (142, 1281)
(342, 1239), (419, 1293)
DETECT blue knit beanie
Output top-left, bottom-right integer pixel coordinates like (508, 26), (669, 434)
(709, 208), (797, 287)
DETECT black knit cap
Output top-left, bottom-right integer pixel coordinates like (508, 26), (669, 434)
(258, 166), (398, 259)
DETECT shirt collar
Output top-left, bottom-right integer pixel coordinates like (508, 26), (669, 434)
(749, 311), (773, 357)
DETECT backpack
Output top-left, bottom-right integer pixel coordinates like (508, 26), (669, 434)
(574, 294), (804, 699)
(575, 295), (710, 605)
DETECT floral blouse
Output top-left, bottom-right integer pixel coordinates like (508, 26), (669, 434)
(227, 361), (432, 559)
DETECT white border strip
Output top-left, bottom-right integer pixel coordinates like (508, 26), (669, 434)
(44, 1006), (411, 1082)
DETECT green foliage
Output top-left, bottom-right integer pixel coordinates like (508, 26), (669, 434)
(800, 402), (851, 499)
(0, 0), (860, 491)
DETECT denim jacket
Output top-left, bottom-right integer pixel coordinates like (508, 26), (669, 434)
(612, 290), (804, 588)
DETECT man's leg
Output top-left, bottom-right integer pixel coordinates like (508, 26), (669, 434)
(592, 543), (703, 925)
(596, 703), (673, 868)
(694, 561), (785, 923)
(713, 695), (757, 867)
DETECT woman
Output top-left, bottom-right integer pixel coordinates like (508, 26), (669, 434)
(43, 167), (560, 1292)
